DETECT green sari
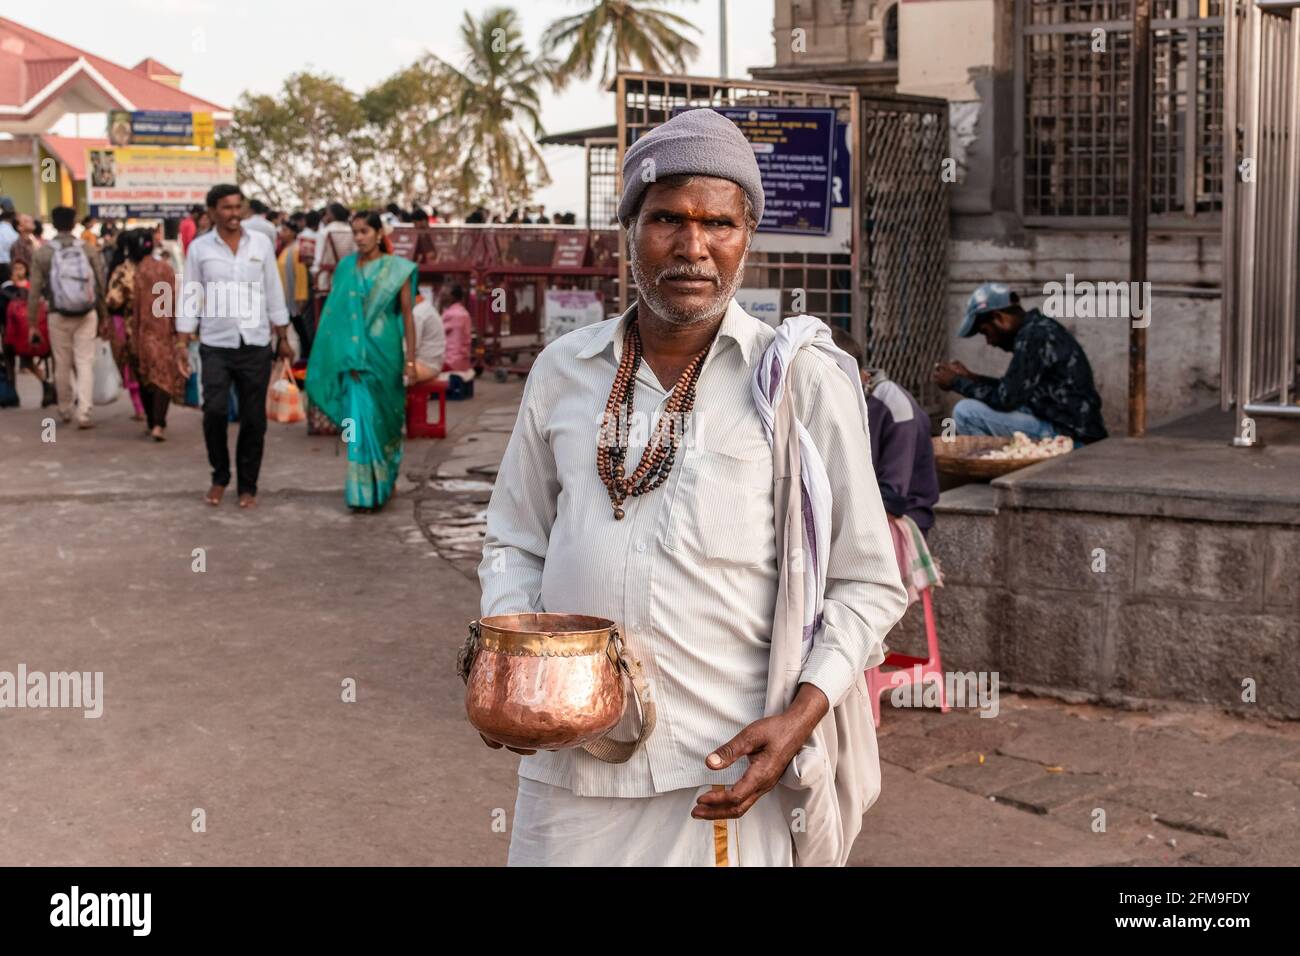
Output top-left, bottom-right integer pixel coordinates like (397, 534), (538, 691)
(307, 252), (417, 509)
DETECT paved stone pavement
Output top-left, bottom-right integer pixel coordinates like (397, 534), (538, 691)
(0, 374), (523, 866)
(2, 372), (1296, 865)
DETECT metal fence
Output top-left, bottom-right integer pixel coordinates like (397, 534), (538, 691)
(860, 93), (950, 409)
(614, 72), (860, 331)
(1222, 0), (1300, 436)
(1017, 0), (1225, 226)
(584, 138), (618, 228)
(613, 72), (949, 408)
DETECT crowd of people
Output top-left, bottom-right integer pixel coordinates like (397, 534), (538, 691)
(1, 168), (1106, 531)
(0, 186), (481, 514)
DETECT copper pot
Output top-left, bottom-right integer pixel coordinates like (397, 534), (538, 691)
(458, 613), (646, 754)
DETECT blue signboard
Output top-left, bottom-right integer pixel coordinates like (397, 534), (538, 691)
(671, 106), (837, 235)
(107, 110), (195, 147)
(832, 122), (850, 208)
(90, 203), (188, 220)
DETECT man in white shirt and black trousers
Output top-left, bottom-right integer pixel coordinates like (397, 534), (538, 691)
(177, 184), (292, 509)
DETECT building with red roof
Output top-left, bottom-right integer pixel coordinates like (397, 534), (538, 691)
(0, 16), (229, 217)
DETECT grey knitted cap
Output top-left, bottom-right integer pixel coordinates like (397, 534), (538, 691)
(617, 108), (765, 228)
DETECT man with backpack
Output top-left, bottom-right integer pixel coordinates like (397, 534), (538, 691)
(28, 206), (107, 429)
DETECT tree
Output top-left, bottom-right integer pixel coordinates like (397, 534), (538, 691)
(433, 6), (554, 213)
(542, 0), (700, 88)
(229, 66), (469, 211)
(359, 63), (463, 212)
(228, 71), (369, 209)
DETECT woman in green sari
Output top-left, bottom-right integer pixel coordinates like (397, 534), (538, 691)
(307, 212), (419, 512)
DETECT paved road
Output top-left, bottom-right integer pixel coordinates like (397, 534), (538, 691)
(2, 373), (1297, 866)
(0, 374), (523, 865)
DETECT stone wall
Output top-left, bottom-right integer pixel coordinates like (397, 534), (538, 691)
(887, 491), (1300, 719)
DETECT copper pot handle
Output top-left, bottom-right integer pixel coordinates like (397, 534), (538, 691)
(581, 625), (658, 764)
(456, 619), (481, 685)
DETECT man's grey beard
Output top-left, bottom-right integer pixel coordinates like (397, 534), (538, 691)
(629, 231), (748, 327)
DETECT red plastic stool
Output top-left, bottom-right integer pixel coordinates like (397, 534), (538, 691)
(865, 587), (949, 727)
(406, 378), (447, 439)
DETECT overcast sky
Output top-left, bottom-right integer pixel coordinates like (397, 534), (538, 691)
(33, 0), (777, 217)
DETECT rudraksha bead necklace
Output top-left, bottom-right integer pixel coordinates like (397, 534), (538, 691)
(596, 319), (711, 519)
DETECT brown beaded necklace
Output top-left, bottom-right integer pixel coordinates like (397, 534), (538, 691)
(596, 318), (711, 519)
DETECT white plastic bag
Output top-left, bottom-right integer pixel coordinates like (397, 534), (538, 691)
(92, 338), (122, 406)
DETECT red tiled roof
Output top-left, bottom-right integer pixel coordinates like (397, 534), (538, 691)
(40, 135), (109, 182)
(133, 58), (179, 77)
(25, 57), (77, 92)
(0, 16), (228, 122)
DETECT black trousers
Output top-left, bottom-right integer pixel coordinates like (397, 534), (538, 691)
(290, 310), (315, 362)
(142, 383), (171, 430)
(200, 341), (273, 495)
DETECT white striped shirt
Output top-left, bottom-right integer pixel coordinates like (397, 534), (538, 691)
(478, 299), (906, 798)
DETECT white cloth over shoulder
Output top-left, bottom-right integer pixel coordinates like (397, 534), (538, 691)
(754, 313), (901, 867)
(750, 314), (872, 658)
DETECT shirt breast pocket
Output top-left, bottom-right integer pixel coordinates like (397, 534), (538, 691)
(664, 442), (775, 568)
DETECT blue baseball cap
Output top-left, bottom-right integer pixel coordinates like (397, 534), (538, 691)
(958, 282), (1017, 337)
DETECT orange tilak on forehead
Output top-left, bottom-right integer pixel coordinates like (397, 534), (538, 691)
(641, 179), (746, 223)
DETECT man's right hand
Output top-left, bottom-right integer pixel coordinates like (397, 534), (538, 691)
(932, 361), (959, 390)
(479, 733), (536, 756)
(175, 342), (192, 377)
(933, 360), (976, 390)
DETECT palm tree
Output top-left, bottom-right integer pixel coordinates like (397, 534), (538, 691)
(543, 0), (701, 88)
(433, 7), (554, 211)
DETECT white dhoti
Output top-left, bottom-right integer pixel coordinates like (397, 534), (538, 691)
(506, 777), (794, 867)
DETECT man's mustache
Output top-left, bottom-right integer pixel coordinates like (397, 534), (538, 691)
(654, 265), (720, 286)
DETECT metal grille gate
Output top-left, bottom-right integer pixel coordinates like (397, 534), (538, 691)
(860, 94), (950, 409)
(614, 72), (860, 332)
(1016, 0), (1226, 226)
(1222, 0), (1300, 434)
(613, 73), (949, 409)
(584, 138), (618, 229)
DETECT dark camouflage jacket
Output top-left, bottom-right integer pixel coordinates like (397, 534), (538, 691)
(952, 309), (1108, 443)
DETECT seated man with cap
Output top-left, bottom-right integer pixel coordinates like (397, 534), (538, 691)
(477, 107), (906, 866)
(932, 282), (1108, 444)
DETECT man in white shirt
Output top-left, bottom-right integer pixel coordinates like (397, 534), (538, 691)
(312, 203), (355, 294)
(411, 287), (445, 377)
(477, 109), (907, 866)
(0, 204), (18, 283)
(297, 209), (320, 267)
(177, 184), (292, 509)
(243, 198), (278, 247)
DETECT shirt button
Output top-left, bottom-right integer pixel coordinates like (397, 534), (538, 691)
(636, 541), (647, 553)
